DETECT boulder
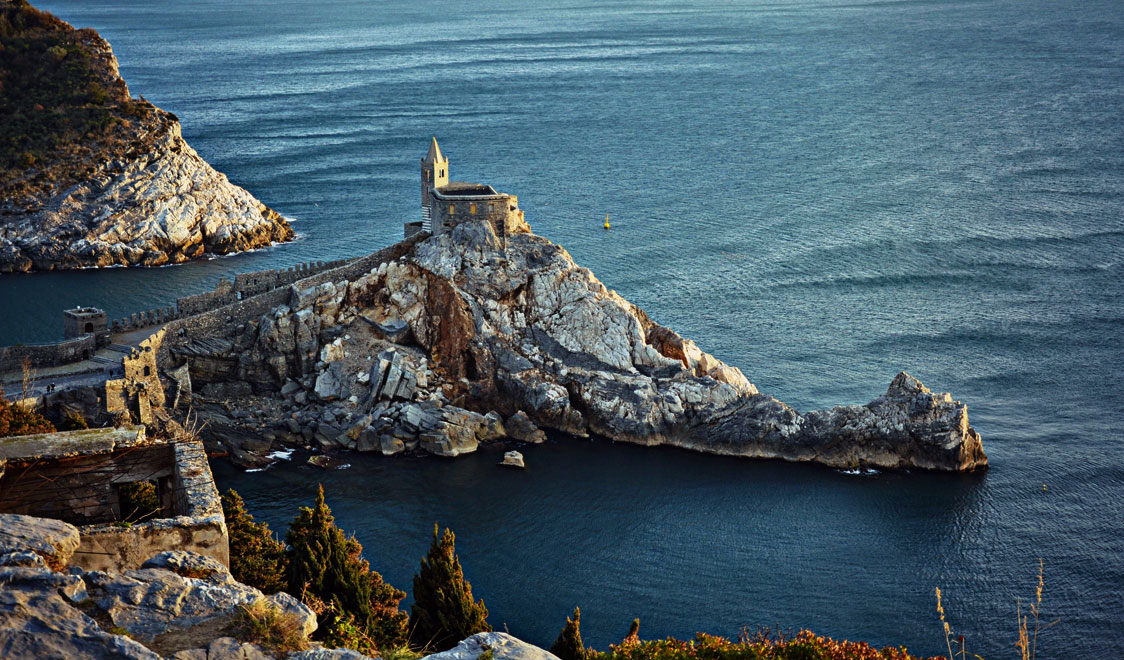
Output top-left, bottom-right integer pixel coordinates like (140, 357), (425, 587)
(0, 566), (160, 659)
(505, 411), (546, 444)
(421, 632), (560, 660)
(499, 451), (525, 469)
(0, 513), (81, 570)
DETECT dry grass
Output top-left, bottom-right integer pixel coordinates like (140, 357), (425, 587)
(936, 558), (1059, 660)
(234, 599), (309, 655)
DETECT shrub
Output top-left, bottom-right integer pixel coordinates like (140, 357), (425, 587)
(550, 607), (587, 660)
(285, 484), (408, 654)
(118, 480), (159, 522)
(222, 489), (289, 595)
(409, 524), (491, 651)
(0, 390), (54, 437)
(57, 410), (88, 431)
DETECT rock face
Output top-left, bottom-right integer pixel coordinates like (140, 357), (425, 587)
(179, 216), (986, 471)
(0, 5), (292, 272)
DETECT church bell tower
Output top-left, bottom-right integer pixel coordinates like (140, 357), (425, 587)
(421, 136), (448, 211)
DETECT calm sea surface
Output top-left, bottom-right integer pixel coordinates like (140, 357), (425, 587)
(4, 0), (1123, 656)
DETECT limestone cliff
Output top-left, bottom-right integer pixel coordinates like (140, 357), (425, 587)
(0, 1), (293, 272)
(174, 216), (986, 472)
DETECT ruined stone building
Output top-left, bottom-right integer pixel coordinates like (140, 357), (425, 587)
(406, 137), (524, 238)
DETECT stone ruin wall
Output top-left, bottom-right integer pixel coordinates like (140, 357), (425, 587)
(155, 234), (424, 370)
(72, 441), (228, 572)
(0, 335), (98, 373)
(109, 258), (349, 334)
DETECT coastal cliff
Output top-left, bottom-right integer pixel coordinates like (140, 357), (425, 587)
(0, 1), (293, 272)
(172, 216), (986, 472)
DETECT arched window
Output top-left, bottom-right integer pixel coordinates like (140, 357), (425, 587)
(470, 203), (477, 215)
(449, 204), (455, 215)
(143, 366), (151, 377)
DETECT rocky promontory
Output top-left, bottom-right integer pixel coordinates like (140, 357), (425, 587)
(174, 215), (987, 472)
(0, 1), (293, 272)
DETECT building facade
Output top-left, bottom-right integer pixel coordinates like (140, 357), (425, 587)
(406, 138), (524, 239)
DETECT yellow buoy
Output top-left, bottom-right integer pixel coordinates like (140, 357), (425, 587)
(604, 213), (611, 230)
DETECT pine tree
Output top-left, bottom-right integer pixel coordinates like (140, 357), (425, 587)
(410, 524), (491, 650)
(285, 484), (408, 653)
(221, 489), (289, 594)
(550, 607), (586, 660)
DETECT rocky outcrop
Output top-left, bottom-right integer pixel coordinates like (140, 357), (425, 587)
(0, 513), (81, 570)
(173, 216), (985, 471)
(0, 3), (292, 272)
(0, 516), (344, 660)
(421, 632), (559, 660)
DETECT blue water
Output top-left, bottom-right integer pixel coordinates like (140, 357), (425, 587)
(4, 0), (1123, 656)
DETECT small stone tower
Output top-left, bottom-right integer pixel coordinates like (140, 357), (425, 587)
(420, 137), (448, 231)
(63, 307), (109, 347)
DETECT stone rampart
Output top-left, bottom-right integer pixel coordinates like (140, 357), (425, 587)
(0, 335), (97, 373)
(108, 259), (347, 334)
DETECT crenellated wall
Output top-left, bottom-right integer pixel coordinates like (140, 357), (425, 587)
(108, 259), (348, 334)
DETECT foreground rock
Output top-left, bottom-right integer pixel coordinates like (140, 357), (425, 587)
(0, 1), (293, 271)
(0, 513), (81, 570)
(421, 632), (559, 660)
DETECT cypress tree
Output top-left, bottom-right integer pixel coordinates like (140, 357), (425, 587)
(410, 524), (491, 650)
(550, 607), (586, 660)
(622, 618), (640, 645)
(221, 489), (288, 594)
(285, 484), (408, 652)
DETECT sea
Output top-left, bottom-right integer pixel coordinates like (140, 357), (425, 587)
(2, 0), (1122, 656)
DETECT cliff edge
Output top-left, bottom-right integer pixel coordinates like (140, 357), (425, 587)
(170, 216), (986, 472)
(0, 0), (293, 272)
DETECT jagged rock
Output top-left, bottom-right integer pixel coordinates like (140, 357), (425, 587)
(0, 566), (160, 659)
(0, 513), (81, 570)
(499, 451), (525, 469)
(421, 632), (559, 660)
(380, 435), (406, 456)
(480, 411), (506, 442)
(314, 362), (347, 401)
(505, 411), (546, 444)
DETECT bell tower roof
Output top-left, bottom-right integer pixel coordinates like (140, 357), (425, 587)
(424, 136), (446, 164)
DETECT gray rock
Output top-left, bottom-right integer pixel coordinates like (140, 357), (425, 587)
(84, 566), (263, 651)
(505, 411), (547, 444)
(421, 632), (560, 660)
(0, 513), (81, 569)
(281, 380), (302, 396)
(380, 435), (406, 456)
(0, 550), (46, 568)
(141, 551), (232, 583)
(202, 636), (273, 660)
(265, 591), (317, 638)
(0, 564), (161, 659)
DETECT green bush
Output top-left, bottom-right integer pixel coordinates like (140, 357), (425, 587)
(222, 489), (289, 595)
(409, 524), (491, 651)
(118, 480), (159, 523)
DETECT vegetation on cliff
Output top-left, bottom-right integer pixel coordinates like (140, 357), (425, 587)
(0, 0), (163, 208)
(222, 489), (289, 595)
